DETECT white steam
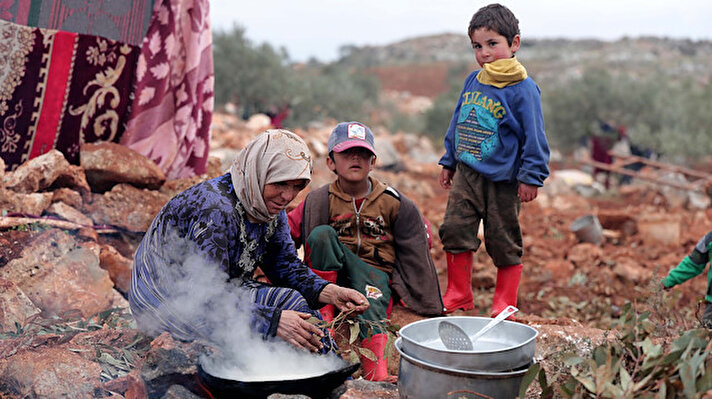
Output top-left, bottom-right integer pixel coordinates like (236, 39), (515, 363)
(140, 227), (346, 381)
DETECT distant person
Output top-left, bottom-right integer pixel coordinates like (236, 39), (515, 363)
(269, 103), (292, 129)
(129, 129), (368, 353)
(288, 121), (443, 382)
(614, 126), (658, 185)
(437, 4), (550, 317)
(589, 121), (623, 189)
(661, 231), (712, 329)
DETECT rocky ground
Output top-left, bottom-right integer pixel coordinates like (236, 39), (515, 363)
(1, 111), (711, 398)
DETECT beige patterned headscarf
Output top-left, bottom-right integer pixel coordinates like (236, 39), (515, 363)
(230, 129), (312, 223)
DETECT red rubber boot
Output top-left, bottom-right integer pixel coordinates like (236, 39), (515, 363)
(442, 251), (475, 313)
(359, 333), (395, 382)
(491, 264), (523, 319)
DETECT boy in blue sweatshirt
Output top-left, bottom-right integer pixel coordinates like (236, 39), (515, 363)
(438, 3), (550, 316)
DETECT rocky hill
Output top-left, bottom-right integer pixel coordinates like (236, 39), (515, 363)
(340, 34), (712, 97)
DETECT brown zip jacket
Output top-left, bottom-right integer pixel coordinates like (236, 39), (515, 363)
(295, 178), (443, 316)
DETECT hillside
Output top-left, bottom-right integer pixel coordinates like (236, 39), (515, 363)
(340, 34), (712, 98)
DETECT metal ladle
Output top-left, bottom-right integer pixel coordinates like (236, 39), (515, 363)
(438, 305), (519, 351)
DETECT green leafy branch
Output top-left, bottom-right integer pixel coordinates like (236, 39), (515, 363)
(520, 302), (712, 398)
(308, 308), (400, 364)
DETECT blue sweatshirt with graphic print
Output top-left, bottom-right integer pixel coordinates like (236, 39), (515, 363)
(439, 70), (550, 186)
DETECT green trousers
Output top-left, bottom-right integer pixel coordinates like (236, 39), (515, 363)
(307, 225), (391, 337)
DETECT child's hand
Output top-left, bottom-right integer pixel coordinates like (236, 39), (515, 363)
(439, 168), (455, 190)
(661, 279), (672, 291)
(518, 183), (538, 202)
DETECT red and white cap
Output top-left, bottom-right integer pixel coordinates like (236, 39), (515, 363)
(327, 122), (376, 155)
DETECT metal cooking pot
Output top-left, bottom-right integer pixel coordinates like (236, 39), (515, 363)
(197, 355), (360, 399)
(396, 338), (531, 399)
(398, 316), (537, 372)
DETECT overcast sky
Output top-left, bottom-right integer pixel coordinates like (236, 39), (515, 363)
(210, 1), (712, 62)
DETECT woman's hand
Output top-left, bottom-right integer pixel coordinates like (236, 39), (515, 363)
(277, 310), (326, 352)
(318, 284), (369, 314)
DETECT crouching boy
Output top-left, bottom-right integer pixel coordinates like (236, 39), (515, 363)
(288, 121), (443, 382)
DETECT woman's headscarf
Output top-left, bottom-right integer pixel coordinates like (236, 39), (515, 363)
(230, 129), (312, 223)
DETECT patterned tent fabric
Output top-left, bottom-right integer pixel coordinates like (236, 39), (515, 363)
(0, 0), (213, 179)
(120, 0), (214, 179)
(0, 0), (155, 46)
(0, 19), (139, 168)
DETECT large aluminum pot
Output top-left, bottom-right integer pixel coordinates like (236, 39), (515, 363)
(398, 316), (537, 372)
(396, 338), (530, 399)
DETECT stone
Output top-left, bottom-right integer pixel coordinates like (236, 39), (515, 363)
(51, 188), (83, 209)
(141, 336), (204, 399)
(46, 202), (94, 226)
(162, 384), (203, 399)
(0, 229), (116, 318)
(52, 164), (92, 197)
(80, 142), (166, 192)
(566, 243), (603, 267)
(0, 347), (102, 398)
(2, 150), (70, 194)
(636, 214), (681, 246)
(0, 278), (41, 332)
(542, 260), (576, 282)
(99, 244), (133, 294)
(83, 184), (169, 232)
(336, 379), (398, 399)
(612, 257), (649, 284)
(246, 113), (272, 131)
(0, 189), (52, 215)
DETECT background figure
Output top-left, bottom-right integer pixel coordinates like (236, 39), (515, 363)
(590, 121), (623, 189)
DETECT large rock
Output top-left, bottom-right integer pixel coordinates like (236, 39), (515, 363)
(83, 184), (169, 232)
(613, 257), (649, 284)
(80, 142), (166, 192)
(0, 229), (117, 318)
(51, 188), (83, 209)
(46, 202), (94, 226)
(0, 347), (102, 398)
(99, 244), (133, 294)
(636, 213), (681, 246)
(140, 333), (204, 399)
(336, 380), (398, 399)
(53, 164), (92, 197)
(0, 189), (52, 215)
(566, 243), (603, 267)
(0, 278), (41, 332)
(2, 150), (70, 193)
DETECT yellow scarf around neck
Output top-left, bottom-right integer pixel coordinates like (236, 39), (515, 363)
(476, 57), (528, 88)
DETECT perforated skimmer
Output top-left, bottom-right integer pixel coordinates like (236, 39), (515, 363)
(438, 306), (519, 351)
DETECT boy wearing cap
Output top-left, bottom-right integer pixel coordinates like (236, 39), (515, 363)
(288, 121), (443, 382)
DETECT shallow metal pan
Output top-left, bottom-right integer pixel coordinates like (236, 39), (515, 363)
(197, 355), (360, 399)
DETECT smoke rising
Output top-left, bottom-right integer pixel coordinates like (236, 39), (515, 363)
(136, 227), (346, 381)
